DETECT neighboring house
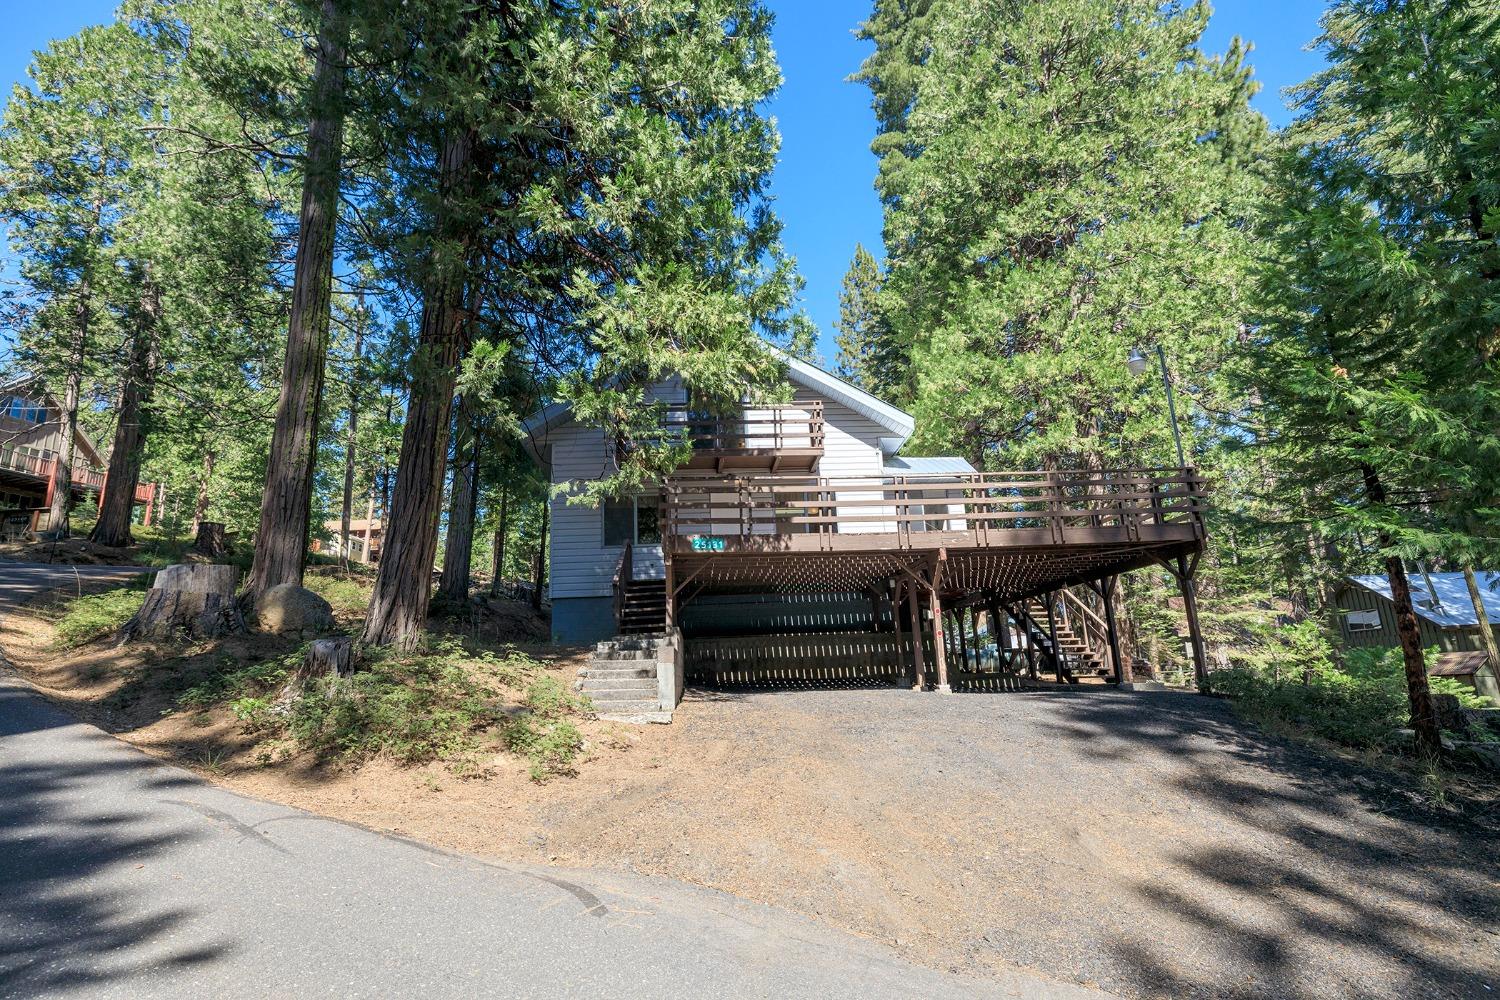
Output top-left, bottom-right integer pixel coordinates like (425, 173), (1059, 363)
(0, 378), (158, 534)
(312, 516), (383, 562)
(1336, 572), (1500, 700)
(521, 349), (1209, 703)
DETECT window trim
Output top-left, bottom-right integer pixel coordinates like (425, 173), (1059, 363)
(602, 494), (662, 547)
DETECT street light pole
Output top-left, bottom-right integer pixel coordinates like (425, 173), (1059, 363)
(1127, 344), (1188, 469)
(1154, 344), (1187, 470)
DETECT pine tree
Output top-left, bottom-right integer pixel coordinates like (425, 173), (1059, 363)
(1251, 0), (1500, 756)
(858, 0), (1265, 471)
(245, 0), (350, 601)
(833, 244), (890, 392)
(359, 0), (802, 650)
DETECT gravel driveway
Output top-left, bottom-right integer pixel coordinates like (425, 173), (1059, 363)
(529, 686), (1500, 1000)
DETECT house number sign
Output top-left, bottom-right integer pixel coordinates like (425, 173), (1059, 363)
(689, 535), (727, 552)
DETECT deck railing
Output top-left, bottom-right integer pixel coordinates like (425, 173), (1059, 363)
(658, 401), (824, 455)
(662, 468), (1206, 548)
(0, 446), (154, 502)
(0, 446), (104, 490)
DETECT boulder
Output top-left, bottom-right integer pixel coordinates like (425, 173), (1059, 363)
(255, 583), (336, 636)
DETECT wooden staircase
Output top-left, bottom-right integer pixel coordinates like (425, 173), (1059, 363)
(618, 578), (667, 634)
(1023, 597), (1110, 682)
(612, 542), (668, 635)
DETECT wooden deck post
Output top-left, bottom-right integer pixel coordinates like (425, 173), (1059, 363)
(906, 582), (926, 690)
(1176, 553), (1209, 691)
(891, 581), (907, 683)
(1099, 576), (1131, 685)
(929, 586), (950, 693)
(1046, 591), (1063, 683)
(663, 557), (676, 631)
(956, 608), (969, 673)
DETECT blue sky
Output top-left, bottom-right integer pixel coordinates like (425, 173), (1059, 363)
(3, 1), (1329, 362)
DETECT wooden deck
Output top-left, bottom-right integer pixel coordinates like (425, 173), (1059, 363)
(662, 402), (824, 474)
(661, 468), (1206, 602)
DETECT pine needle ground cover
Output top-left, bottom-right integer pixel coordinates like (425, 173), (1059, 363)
(12, 582), (594, 784)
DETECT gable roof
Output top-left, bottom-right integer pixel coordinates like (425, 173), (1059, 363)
(1348, 571), (1500, 629)
(520, 345), (915, 464)
(0, 375), (107, 468)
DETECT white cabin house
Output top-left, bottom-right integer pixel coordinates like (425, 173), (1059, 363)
(521, 352), (974, 644)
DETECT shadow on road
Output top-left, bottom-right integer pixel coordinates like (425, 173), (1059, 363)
(1042, 693), (1500, 1000)
(0, 751), (233, 994)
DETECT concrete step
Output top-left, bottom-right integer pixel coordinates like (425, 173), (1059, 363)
(583, 681), (659, 697)
(596, 637), (665, 653)
(584, 664), (657, 679)
(592, 649), (656, 662)
(586, 697), (661, 713)
(596, 709), (674, 725)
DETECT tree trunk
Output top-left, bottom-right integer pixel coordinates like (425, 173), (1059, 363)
(362, 492), (376, 563)
(245, 0), (349, 600)
(380, 392), (393, 524)
(361, 128), (477, 651)
(339, 295), (364, 565)
(531, 496), (548, 612)
(191, 448), (215, 533)
(193, 521), (228, 558)
(1362, 464), (1440, 756)
(489, 484), (508, 597)
(119, 563), (244, 642)
(438, 397), (480, 604)
(91, 275), (160, 548)
(47, 284), (89, 537)
(1463, 565), (1500, 689)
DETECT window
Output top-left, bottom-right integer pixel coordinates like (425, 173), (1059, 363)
(636, 500), (661, 544)
(603, 496), (661, 546)
(4, 396), (46, 424)
(1344, 609), (1381, 632)
(603, 498), (633, 547)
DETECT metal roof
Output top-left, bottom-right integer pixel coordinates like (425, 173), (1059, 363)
(1348, 571), (1500, 629)
(882, 456), (977, 475)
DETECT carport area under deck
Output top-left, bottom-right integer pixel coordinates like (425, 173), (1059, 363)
(659, 469), (1210, 691)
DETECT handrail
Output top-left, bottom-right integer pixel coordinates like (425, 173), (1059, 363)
(0, 446), (109, 490)
(611, 541), (634, 629)
(1059, 587), (1111, 676)
(657, 400), (825, 453)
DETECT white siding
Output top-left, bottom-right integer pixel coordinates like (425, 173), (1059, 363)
(548, 377), (687, 599)
(802, 392), (893, 533)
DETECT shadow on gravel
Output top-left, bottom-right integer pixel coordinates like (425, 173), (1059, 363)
(0, 754), (232, 995)
(1044, 693), (1500, 1000)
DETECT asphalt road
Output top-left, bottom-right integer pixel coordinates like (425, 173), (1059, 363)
(0, 561), (1110, 1000)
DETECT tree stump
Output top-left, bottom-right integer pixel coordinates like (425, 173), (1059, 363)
(192, 521), (228, 558)
(302, 638), (356, 679)
(118, 563), (246, 643)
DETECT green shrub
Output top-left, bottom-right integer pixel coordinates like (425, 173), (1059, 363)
(168, 633), (584, 777)
(1212, 644), (1489, 751)
(53, 586), (147, 648)
(178, 652), (296, 711)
